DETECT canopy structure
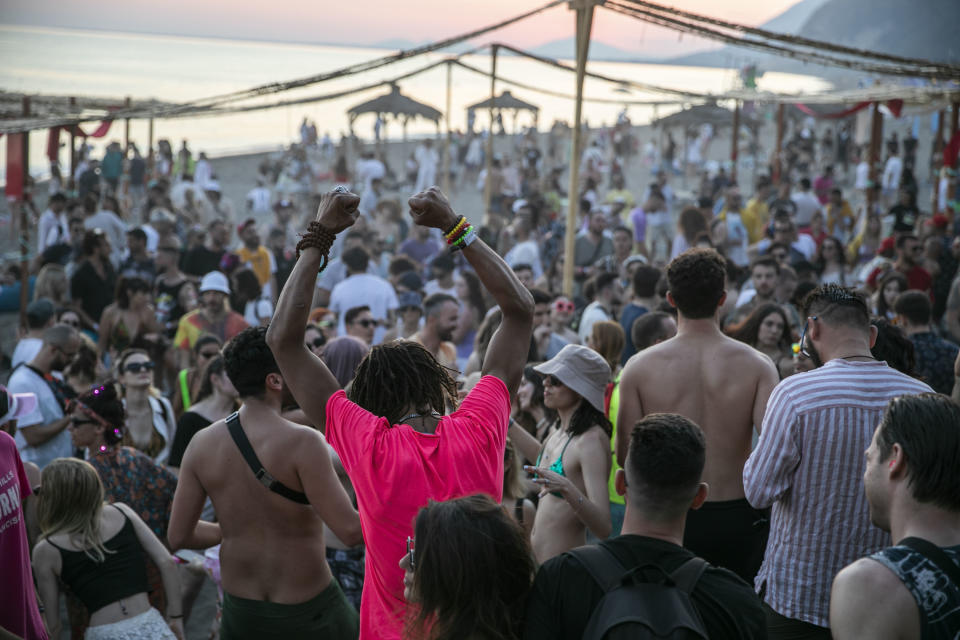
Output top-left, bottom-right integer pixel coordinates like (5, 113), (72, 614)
(347, 83), (442, 140)
(654, 101), (757, 131)
(466, 90), (539, 134)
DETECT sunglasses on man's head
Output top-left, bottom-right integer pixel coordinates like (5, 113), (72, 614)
(123, 361), (155, 373)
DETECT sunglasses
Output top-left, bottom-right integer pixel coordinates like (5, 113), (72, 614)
(60, 319), (80, 328)
(799, 317), (817, 358)
(70, 418), (96, 428)
(123, 361), (155, 373)
(553, 301), (575, 313)
(544, 375), (564, 387)
(354, 319), (378, 328)
(306, 337), (325, 350)
(406, 536), (416, 570)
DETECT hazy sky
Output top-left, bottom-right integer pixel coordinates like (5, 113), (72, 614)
(2, 0), (800, 54)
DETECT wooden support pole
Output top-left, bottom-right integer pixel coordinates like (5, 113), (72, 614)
(562, 0), (598, 297)
(483, 45), (498, 217)
(147, 118), (155, 177)
(932, 109), (944, 215)
(731, 100), (740, 184)
(867, 102), (883, 216)
(18, 96), (31, 331)
(950, 101), (960, 208)
(443, 60), (453, 194)
(123, 96), (131, 154)
(69, 96), (77, 179)
(773, 103), (785, 185)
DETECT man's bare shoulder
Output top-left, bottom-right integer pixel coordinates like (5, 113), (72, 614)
(831, 556), (916, 639)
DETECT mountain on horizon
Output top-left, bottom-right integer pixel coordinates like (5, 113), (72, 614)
(529, 37), (640, 62)
(662, 0), (959, 79)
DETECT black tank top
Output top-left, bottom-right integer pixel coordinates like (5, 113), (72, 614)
(49, 505), (149, 613)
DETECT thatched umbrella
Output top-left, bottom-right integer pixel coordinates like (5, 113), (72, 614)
(347, 83), (442, 142)
(465, 90), (539, 134)
(655, 101), (761, 181)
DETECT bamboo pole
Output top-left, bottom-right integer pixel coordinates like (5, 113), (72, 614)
(731, 100), (740, 184)
(484, 45), (499, 216)
(773, 103), (785, 185)
(562, 0), (599, 296)
(18, 96), (31, 332)
(867, 102), (883, 215)
(443, 60), (453, 194)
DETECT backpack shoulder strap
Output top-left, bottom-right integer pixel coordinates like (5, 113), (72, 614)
(566, 544), (629, 593)
(669, 556), (709, 594)
(225, 412), (310, 505)
(899, 537), (960, 587)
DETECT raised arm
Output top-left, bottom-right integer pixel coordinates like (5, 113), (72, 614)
(266, 189), (360, 432)
(408, 188), (534, 393)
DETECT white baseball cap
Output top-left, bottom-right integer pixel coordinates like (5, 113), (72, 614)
(199, 271), (231, 295)
(0, 386), (38, 425)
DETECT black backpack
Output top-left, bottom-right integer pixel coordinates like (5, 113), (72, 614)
(567, 544), (709, 640)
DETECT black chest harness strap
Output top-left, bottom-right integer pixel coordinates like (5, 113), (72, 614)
(225, 412), (310, 505)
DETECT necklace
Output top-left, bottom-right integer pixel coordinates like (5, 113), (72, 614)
(837, 354), (876, 361)
(398, 410), (442, 424)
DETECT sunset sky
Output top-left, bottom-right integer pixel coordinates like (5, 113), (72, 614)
(3, 0), (801, 55)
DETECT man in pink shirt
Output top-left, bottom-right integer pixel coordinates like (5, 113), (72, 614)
(268, 186), (534, 640)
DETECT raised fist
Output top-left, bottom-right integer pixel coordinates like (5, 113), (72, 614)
(315, 188), (361, 234)
(408, 187), (458, 231)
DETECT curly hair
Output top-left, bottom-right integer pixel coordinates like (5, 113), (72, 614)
(349, 340), (457, 425)
(666, 248), (726, 319)
(406, 494), (534, 640)
(75, 380), (125, 446)
(222, 326), (280, 398)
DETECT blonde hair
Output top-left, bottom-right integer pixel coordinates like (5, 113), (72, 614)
(34, 263), (68, 305)
(590, 320), (625, 375)
(38, 458), (112, 562)
(502, 439), (526, 501)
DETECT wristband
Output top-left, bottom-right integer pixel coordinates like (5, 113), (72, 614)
(444, 215), (466, 238)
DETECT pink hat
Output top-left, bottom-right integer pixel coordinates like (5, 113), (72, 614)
(0, 386), (38, 425)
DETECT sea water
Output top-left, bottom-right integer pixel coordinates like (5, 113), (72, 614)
(0, 24), (831, 180)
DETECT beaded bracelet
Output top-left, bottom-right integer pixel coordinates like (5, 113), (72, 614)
(444, 216), (468, 242)
(450, 225), (478, 252)
(295, 221), (337, 272)
(444, 215), (466, 236)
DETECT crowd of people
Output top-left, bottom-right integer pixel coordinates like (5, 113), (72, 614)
(1, 105), (959, 640)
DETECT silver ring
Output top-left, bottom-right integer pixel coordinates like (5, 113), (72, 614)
(333, 185), (349, 194)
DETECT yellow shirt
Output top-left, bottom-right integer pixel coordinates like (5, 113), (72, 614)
(741, 197), (770, 244)
(826, 201), (855, 235)
(236, 245), (273, 288)
(606, 372), (624, 506)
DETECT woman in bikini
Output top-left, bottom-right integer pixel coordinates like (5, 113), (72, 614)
(522, 344), (613, 563)
(98, 276), (164, 367)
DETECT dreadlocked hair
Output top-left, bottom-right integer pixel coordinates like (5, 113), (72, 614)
(348, 341), (458, 425)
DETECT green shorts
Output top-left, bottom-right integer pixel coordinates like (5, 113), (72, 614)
(221, 579), (359, 640)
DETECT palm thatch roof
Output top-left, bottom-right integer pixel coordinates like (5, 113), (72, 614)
(465, 90), (539, 113)
(347, 84), (441, 123)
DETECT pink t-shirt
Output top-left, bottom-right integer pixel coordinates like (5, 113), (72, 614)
(326, 375), (509, 640)
(0, 431), (49, 640)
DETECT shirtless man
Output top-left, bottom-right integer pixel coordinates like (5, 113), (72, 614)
(616, 247), (779, 583)
(168, 325), (363, 639)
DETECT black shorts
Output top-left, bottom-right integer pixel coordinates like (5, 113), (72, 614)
(683, 498), (769, 584)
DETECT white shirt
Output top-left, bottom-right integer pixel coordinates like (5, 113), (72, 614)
(578, 301), (610, 343)
(854, 161), (870, 190)
(882, 156), (902, 191)
(84, 210), (128, 267)
(37, 209), (67, 254)
(790, 191), (821, 227)
(194, 159), (213, 190)
(244, 297), (274, 327)
(503, 239), (543, 279)
(8, 365), (72, 469)
(423, 281), (458, 299)
(11, 338), (43, 369)
(329, 273), (399, 344)
(246, 186), (272, 214)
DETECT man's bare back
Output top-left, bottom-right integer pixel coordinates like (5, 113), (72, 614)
(170, 403), (362, 604)
(617, 324), (778, 501)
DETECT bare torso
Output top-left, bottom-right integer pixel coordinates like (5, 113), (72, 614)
(531, 425), (610, 562)
(618, 329), (778, 501)
(189, 417), (333, 603)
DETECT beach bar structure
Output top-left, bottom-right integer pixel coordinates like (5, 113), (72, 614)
(346, 83), (442, 147)
(465, 90), (540, 135)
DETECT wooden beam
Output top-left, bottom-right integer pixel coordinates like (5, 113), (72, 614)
(484, 45), (498, 217)
(731, 100), (740, 184)
(773, 103), (785, 185)
(443, 60), (453, 194)
(18, 96), (31, 332)
(867, 101), (883, 216)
